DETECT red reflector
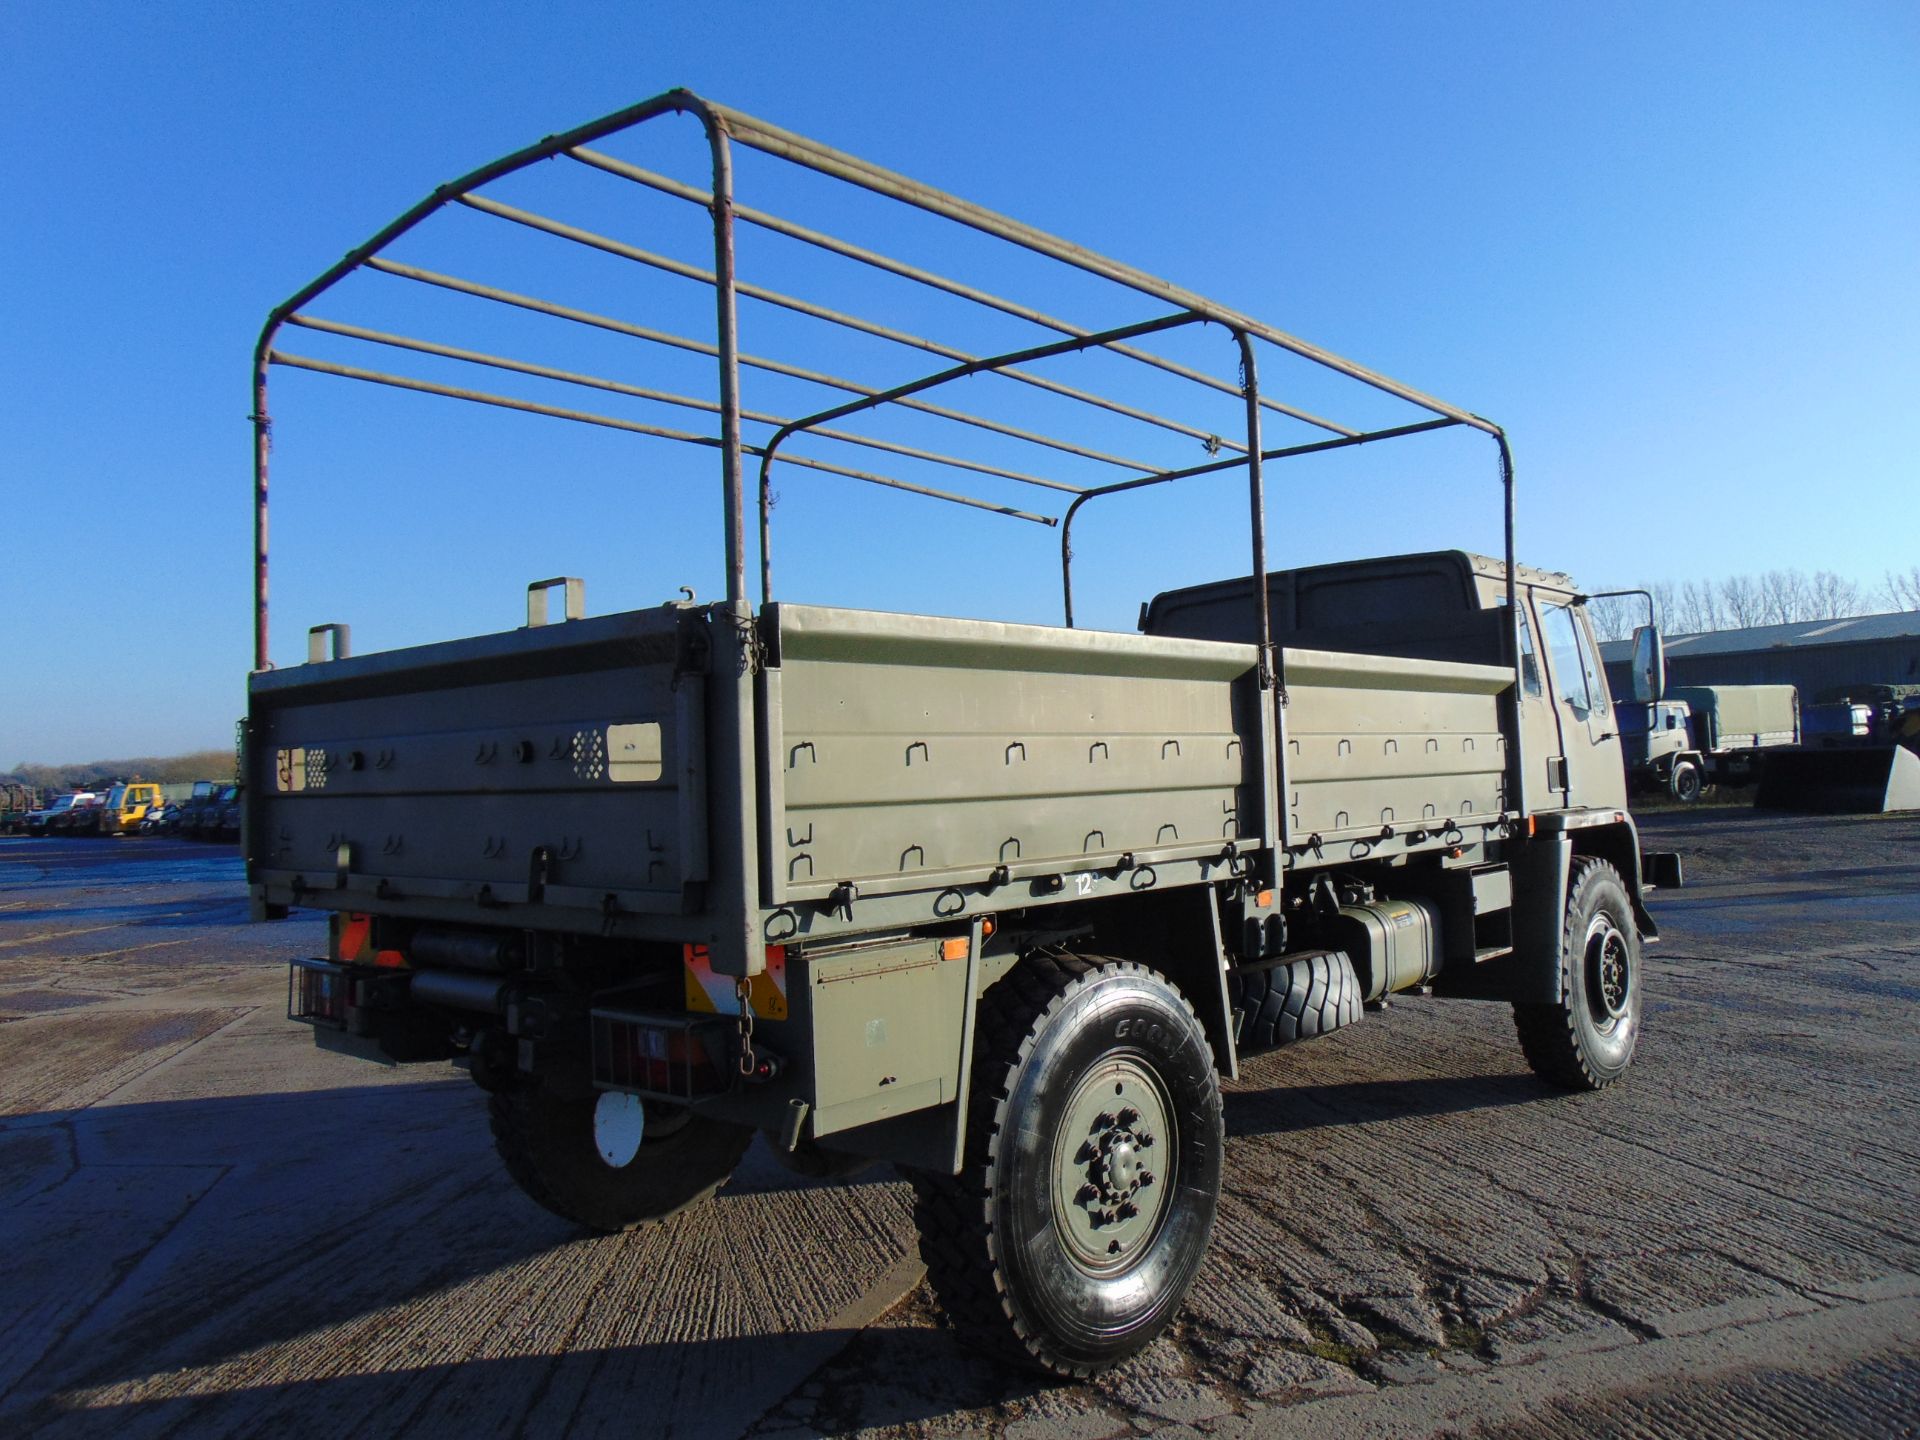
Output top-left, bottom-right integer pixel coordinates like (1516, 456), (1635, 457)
(336, 914), (372, 963)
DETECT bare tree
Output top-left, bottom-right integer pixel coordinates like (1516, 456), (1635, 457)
(1586, 589), (1641, 642)
(1719, 574), (1765, 627)
(1758, 569), (1807, 625)
(1807, 570), (1865, 619)
(1648, 580), (1684, 632)
(1679, 578), (1727, 632)
(1601, 566), (1881, 638)
(1885, 567), (1920, 611)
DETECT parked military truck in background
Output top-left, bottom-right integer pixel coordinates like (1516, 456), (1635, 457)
(1, 784), (40, 833)
(1619, 683), (1800, 802)
(247, 92), (1679, 1377)
(1758, 682), (1920, 814)
(1808, 684), (1920, 748)
(1803, 697), (1875, 746)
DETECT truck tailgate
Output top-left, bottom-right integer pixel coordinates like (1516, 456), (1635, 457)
(247, 608), (706, 920)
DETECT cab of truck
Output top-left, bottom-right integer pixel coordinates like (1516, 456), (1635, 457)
(1618, 699), (1694, 779)
(97, 782), (166, 835)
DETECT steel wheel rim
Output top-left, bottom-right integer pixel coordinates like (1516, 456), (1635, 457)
(1585, 914), (1633, 1026)
(1050, 1056), (1176, 1276)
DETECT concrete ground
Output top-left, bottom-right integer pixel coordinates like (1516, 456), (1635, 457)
(1, 811), (1915, 1438)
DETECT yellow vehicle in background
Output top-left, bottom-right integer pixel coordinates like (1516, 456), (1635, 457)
(96, 782), (166, 835)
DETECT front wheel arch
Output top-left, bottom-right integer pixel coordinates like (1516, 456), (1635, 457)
(1571, 821), (1659, 946)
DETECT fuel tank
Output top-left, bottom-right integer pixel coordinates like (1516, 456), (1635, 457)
(1332, 896), (1442, 1002)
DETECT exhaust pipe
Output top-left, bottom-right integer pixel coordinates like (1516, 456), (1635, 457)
(409, 969), (513, 1014)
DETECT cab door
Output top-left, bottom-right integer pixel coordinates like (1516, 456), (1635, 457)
(1505, 587), (1565, 813)
(1536, 595), (1628, 811)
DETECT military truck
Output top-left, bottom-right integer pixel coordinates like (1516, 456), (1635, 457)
(1759, 682), (1920, 814)
(1618, 683), (1800, 802)
(0, 783), (40, 833)
(247, 91), (1678, 1377)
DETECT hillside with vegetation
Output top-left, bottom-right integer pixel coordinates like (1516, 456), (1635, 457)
(4, 749), (236, 793)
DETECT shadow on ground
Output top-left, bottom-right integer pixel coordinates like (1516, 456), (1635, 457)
(1224, 1068), (1549, 1139)
(1, 1079), (924, 1439)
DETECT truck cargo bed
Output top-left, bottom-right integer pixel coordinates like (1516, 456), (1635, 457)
(250, 602), (1515, 936)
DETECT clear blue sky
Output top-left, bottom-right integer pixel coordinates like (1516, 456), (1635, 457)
(4, 2), (1916, 765)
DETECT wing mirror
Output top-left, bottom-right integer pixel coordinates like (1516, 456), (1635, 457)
(1631, 624), (1665, 703)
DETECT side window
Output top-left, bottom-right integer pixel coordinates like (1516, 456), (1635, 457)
(1517, 608), (1543, 696)
(1573, 608), (1608, 715)
(1499, 595), (1545, 697)
(1539, 601), (1592, 714)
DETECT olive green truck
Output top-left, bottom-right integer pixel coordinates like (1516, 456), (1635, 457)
(248, 92), (1680, 1377)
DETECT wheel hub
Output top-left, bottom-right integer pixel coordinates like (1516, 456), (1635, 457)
(1586, 916), (1633, 1023)
(1053, 1060), (1174, 1273)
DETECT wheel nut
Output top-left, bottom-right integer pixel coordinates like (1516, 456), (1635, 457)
(1118, 1202), (1139, 1221)
(1117, 1106), (1140, 1128)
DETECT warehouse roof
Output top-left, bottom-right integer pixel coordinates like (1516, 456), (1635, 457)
(1599, 609), (1920, 663)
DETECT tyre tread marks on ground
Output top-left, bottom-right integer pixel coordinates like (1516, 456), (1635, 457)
(1235, 949), (1362, 1050)
(1513, 855), (1628, 1092)
(913, 950), (1211, 1377)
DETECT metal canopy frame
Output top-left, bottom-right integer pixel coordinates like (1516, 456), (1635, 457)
(252, 87), (1516, 683)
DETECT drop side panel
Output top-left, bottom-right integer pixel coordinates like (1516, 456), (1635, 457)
(1281, 647), (1512, 843)
(765, 605), (1260, 902)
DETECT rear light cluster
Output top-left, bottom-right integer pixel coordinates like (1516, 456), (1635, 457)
(333, 913), (407, 968)
(288, 958), (349, 1027)
(591, 1009), (731, 1100)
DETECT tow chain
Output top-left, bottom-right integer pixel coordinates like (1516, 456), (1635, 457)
(733, 976), (756, 1077)
(726, 610), (767, 675)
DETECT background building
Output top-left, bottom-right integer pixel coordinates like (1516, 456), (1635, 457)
(1601, 611), (1920, 702)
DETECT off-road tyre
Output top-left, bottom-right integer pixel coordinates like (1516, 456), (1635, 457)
(1228, 949), (1363, 1052)
(1669, 759), (1703, 804)
(489, 1080), (752, 1232)
(1513, 857), (1642, 1091)
(909, 951), (1223, 1377)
